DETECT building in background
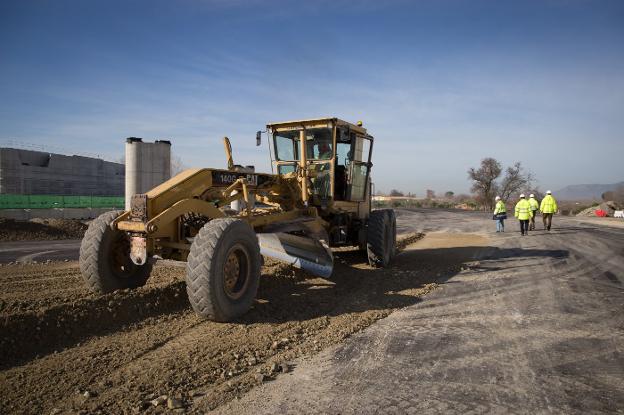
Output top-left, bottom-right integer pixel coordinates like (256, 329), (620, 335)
(0, 141), (172, 219)
(0, 147), (124, 196)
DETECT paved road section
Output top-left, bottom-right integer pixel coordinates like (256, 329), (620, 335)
(219, 209), (624, 414)
(0, 239), (81, 263)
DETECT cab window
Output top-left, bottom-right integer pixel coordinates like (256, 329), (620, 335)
(274, 131), (299, 161)
(334, 127), (372, 201)
(305, 128), (333, 160)
(349, 135), (372, 201)
(273, 128), (333, 161)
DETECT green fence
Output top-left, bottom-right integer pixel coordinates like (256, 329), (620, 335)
(0, 194), (124, 209)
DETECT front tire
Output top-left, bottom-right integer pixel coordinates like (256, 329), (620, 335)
(80, 210), (153, 293)
(186, 218), (261, 321)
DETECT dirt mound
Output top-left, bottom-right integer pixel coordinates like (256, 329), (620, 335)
(575, 201), (619, 217)
(0, 218), (87, 241)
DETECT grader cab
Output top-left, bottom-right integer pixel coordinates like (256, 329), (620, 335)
(79, 117), (396, 321)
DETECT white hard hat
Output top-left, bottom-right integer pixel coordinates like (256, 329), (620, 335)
(529, 194), (535, 198)
(495, 196), (501, 201)
(546, 190), (552, 194)
(519, 193), (525, 198)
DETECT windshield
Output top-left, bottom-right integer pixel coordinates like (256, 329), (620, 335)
(273, 128), (333, 161)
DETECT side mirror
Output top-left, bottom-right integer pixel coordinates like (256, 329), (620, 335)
(256, 131), (262, 146)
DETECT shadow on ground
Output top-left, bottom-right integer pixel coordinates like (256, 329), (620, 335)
(244, 244), (569, 324)
(0, 242), (569, 368)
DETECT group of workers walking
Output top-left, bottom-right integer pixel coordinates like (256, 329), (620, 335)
(493, 191), (558, 235)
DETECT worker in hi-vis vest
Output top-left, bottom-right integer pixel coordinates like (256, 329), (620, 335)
(528, 194), (539, 230)
(540, 190), (558, 231)
(493, 196), (507, 233)
(515, 194), (533, 236)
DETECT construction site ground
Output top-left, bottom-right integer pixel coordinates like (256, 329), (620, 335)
(0, 218), (87, 242)
(1, 209), (623, 414)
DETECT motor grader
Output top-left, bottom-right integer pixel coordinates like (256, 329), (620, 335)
(79, 117), (396, 321)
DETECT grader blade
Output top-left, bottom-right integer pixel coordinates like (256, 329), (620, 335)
(257, 233), (334, 278)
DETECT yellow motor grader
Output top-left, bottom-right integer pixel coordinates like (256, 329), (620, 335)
(79, 117), (396, 321)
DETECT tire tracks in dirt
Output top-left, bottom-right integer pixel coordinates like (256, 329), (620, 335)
(0, 232), (482, 414)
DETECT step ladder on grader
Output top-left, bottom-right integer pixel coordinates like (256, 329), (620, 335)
(79, 117), (397, 321)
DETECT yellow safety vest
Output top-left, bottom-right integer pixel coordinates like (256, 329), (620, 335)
(540, 195), (558, 214)
(494, 200), (506, 214)
(528, 197), (539, 210)
(515, 199), (533, 220)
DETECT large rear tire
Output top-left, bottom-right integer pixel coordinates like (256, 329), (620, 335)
(366, 209), (396, 267)
(387, 209), (397, 260)
(186, 218), (261, 321)
(79, 210), (153, 293)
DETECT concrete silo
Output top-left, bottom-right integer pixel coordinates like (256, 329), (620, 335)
(125, 138), (171, 210)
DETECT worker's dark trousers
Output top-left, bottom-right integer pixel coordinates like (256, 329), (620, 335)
(529, 210), (538, 230)
(543, 213), (553, 230)
(519, 220), (529, 235)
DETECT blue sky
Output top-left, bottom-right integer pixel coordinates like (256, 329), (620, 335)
(1, 0), (623, 195)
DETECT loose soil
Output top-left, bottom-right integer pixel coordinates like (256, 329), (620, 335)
(0, 231), (485, 414)
(0, 218), (87, 241)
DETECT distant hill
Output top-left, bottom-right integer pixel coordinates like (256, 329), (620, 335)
(555, 181), (624, 200)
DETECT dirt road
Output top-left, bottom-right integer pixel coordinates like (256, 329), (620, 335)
(1, 209), (623, 414)
(1, 219), (430, 414)
(0, 239), (81, 263)
(219, 209), (624, 414)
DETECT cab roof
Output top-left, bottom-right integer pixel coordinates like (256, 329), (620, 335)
(266, 117), (368, 135)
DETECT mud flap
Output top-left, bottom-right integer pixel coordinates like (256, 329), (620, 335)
(256, 233), (333, 278)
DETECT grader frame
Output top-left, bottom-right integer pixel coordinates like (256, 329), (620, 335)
(79, 117), (397, 321)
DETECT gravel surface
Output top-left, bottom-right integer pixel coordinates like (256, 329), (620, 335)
(4, 209), (620, 414)
(0, 223), (447, 414)
(219, 209), (624, 415)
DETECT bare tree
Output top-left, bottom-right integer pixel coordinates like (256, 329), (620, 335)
(602, 185), (624, 204)
(468, 158), (502, 210)
(170, 153), (188, 176)
(499, 162), (534, 201)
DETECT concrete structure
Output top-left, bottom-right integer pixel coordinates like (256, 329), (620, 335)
(0, 148), (124, 196)
(125, 138), (171, 210)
